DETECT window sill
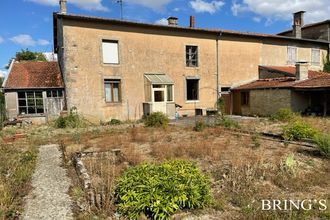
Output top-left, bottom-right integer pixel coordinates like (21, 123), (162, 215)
(18, 114), (45, 118)
(185, 66), (200, 69)
(185, 100), (200, 104)
(104, 102), (122, 106)
(102, 63), (121, 67)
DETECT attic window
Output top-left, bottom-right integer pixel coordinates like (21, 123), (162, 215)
(18, 91), (44, 115)
(287, 46), (297, 65)
(311, 48), (320, 66)
(102, 40), (119, 64)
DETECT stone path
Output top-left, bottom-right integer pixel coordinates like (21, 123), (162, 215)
(23, 144), (74, 220)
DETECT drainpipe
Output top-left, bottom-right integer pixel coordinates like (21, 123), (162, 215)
(216, 32), (222, 111)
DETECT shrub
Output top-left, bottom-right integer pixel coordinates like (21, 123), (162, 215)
(194, 120), (207, 132)
(109, 119), (122, 125)
(54, 108), (85, 128)
(270, 108), (297, 122)
(217, 97), (225, 115)
(115, 160), (212, 219)
(282, 120), (318, 141)
(144, 112), (169, 128)
(216, 116), (240, 129)
(314, 134), (330, 158)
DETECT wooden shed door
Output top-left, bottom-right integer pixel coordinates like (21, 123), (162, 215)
(222, 93), (232, 115)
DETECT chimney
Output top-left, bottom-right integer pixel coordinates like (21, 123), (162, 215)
(295, 61), (308, 81)
(292, 11), (305, 38)
(189, 16), (195, 28)
(59, 0), (67, 14)
(167, 17), (178, 26)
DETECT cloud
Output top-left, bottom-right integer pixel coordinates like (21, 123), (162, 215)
(231, 0), (330, 23)
(252, 17), (261, 23)
(0, 70), (7, 78)
(0, 36), (4, 44)
(26, 0), (108, 11)
(190, 0), (225, 14)
(155, 18), (168, 25)
(125, 0), (173, 11)
(10, 34), (50, 46)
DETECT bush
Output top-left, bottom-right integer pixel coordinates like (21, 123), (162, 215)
(115, 160), (212, 219)
(109, 119), (121, 125)
(314, 134), (330, 158)
(216, 116), (240, 129)
(54, 108), (85, 128)
(144, 112), (169, 128)
(194, 120), (207, 132)
(282, 120), (318, 141)
(270, 108), (297, 122)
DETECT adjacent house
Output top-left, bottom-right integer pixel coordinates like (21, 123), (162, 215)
(52, 0), (329, 121)
(231, 62), (330, 116)
(2, 60), (65, 124)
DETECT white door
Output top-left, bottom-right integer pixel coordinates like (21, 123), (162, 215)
(152, 87), (167, 114)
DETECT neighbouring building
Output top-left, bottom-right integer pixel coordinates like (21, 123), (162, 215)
(278, 11), (330, 41)
(2, 60), (65, 124)
(53, 0), (329, 121)
(231, 62), (330, 116)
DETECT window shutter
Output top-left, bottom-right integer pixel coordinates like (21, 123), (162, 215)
(102, 41), (119, 64)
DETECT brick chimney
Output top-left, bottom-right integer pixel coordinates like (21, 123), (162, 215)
(292, 11), (305, 38)
(296, 61), (308, 81)
(59, 0), (67, 14)
(167, 17), (178, 26)
(189, 16), (195, 28)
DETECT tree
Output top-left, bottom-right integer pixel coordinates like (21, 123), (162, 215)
(323, 58), (330, 73)
(16, 49), (46, 61)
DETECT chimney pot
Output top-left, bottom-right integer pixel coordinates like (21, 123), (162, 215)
(295, 61), (309, 81)
(292, 11), (305, 38)
(59, 0), (67, 14)
(189, 16), (195, 28)
(167, 17), (178, 26)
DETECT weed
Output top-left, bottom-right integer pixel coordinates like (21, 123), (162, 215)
(194, 120), (207, 132)
(314, 133), (330, 158)
(216, 116), (240, 129)
(251, 132), (261, 149)
(144, 112), (169, 128)
(54, 107), (86, 129)
(282, 120), (318, 141)
(109, 119), (122, 125)
(270, 108), (297, 122)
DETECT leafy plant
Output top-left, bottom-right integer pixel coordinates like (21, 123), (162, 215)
(270, 108), (297, 122)
(194, 120), (206, 132)
(216, 116), (240, 129)
(282, 120), (318, 141)
(144, 112), (169, 128)
(217, 97), (225, 115)
(323, 56), (330, 73)
(115, 160), (212, 219)
(16, 49), (46, 61)
(109, 119), (122, 125)
(314, 134), (330, 158)
(251, 132), (261, 148)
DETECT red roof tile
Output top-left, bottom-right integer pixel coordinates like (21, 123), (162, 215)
(259, 66), (324, 78)
(3, 61), (64, 89)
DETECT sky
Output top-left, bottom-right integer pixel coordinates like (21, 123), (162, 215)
(0, 0), (330, 76)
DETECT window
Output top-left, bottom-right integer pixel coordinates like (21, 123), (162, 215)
(186, 79), (199, 101)
(311, 48), (320, 66)
(287, 46), (297, 64)
(186, 45), (198, 67)
(167, 85), (173, 102)
(104, 79), (121, 103)
(241, 91), (249, 106)
(18, 91), (44, 115)
(102, 40), (119, 64)
(46, 90), (64, 98)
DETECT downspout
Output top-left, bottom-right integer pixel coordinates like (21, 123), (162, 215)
(216, 32), (222, 111)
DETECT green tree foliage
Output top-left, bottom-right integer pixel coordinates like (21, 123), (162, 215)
(323, 56), (330, 73)
(16, 49), (46, 62)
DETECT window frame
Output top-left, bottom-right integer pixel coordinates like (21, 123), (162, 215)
(311, 48), (320, 66)
(102, 39), (119, 65)
(186, 78), (200, 101)
(241, 91), (250, 106)
(104, 79), (122, 103)
(185, 45), (199, 67)
(287, 46), (297, 65)
(17, 91), (44, 115)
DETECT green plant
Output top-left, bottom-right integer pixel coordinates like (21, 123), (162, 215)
(270, 108), (297, 122)
(251, 132), (261, 148)
(216, 116), (240, 129)
(282, 120), (318, 141)
(217, 97), (225, 115)
(144, 112), (169, 128)
(115, 160), (212, 219)
(314, 134), (330, 158)
(194, 120), (206, 132)
(109, 119), (122, 125)
(323, 56), (330, 73)
(54, 107), (85, 128)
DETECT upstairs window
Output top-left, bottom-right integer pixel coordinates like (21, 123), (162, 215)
(18, 91), (44, 115)
(186, 79), (199, 101)
(287, 46), (297, 65)
(104, 79), (121, 103)
(311, 48), (320, 66)
(102, 40), (119, 64)
(186, 45), (198, 67)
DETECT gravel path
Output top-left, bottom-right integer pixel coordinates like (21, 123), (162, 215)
(23, 144), (74, 220)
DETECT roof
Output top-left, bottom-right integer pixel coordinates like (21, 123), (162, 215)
(53, 13), (329, 52)
(3, 61), (64, 89)
(233, 66), (330, 90)
(259, 66), (324, 78)
(145, 74), (174, 85)
(278, 19), (330, 35)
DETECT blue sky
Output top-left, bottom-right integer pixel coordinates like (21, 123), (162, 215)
(1, 0), (329, 76)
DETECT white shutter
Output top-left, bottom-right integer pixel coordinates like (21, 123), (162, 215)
(102, 41), (119, 64)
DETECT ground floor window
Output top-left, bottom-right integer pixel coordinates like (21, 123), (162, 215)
(104, 79), (121, 103)
(186, 79), (199, 101)
(241, 91), (250, 106)
(46, 90), (64, 98)
(18, 91), (44, 114)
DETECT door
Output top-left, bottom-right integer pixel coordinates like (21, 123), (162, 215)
(152, 86), (167, 114)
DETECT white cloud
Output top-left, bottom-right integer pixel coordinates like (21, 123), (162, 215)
(155, 18), (168, 25)
(26, 0), (108, 12)
(190, 0), (225, 14)
(125, 0), (173, 11)
(0, 36), (4, 44)
(10, 34), (50, 47)
(231, 0), (330, 23)
(252, 17), (261, 23)
(0, 70), (7, 78)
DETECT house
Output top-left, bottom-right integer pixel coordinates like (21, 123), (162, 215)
(53, 0), (329, 121)
(2, 60), (65, 124)
(278, 11), (330, 41)
(231, 62), (330, 116)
